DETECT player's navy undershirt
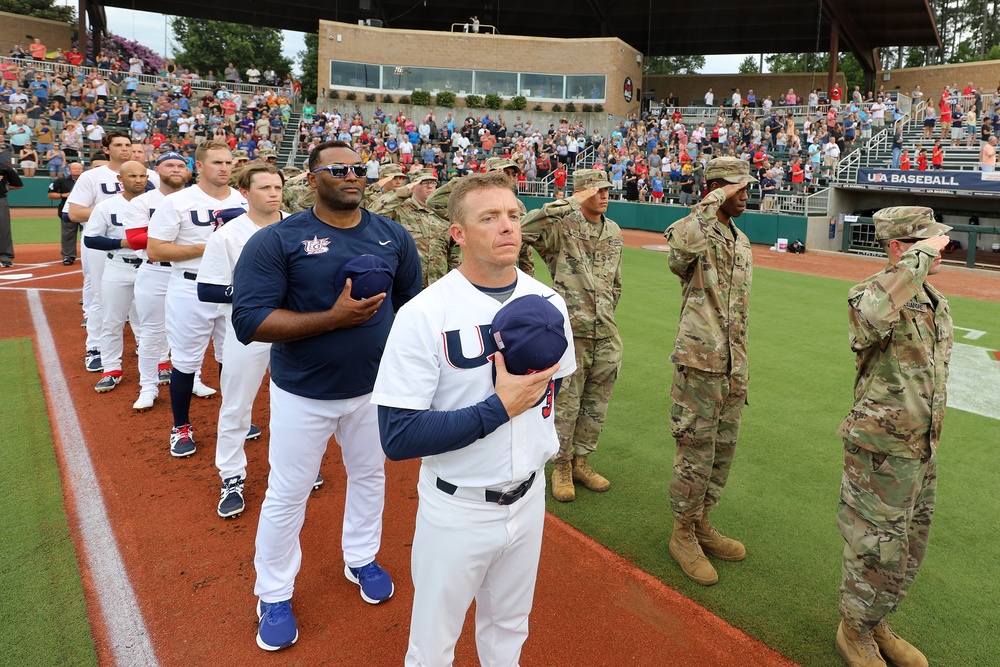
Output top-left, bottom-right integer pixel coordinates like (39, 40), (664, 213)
(378, 276), (561, 463)
(232, 207), (422, 400)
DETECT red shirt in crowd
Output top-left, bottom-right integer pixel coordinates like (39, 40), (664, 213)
(553, 166), (567, 186)
(916, 154), (928, 170)
(830, 85), (842, 102)
(899, 154), (911, 170)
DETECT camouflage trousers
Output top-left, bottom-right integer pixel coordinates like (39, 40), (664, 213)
(838, 441), (937, 634)
(553, 335), (622, 462)
(668, 365), (748, 523)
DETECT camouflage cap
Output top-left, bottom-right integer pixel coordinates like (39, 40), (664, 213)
(259, 148), (277, 159)
(408, 167), (438, 184)
(705, 156), (758, 184)
(486, 157), (521, 173)
(873, 206), (952, 241)
(232, 149), (249, 160)
(381, 163), (404, 177)
(281, 166), (302, 178)
(572, 168), (613, 190)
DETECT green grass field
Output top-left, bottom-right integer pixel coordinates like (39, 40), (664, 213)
(0, 338), (98, 667)
(12, 216), (63, 245)
(545, 247), (1000, 666)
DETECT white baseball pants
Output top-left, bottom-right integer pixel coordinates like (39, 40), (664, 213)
(405, 465), (546, 667)
(215, 318), (270, 481)
(254, 382), (386, 603)
(98, 256), (139, 373)
(164, 270), (224, 374)
(134, 262), (172, 395)
(82, 246), (105, 351)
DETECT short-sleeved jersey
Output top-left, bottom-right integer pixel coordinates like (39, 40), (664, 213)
(198, 212), (287, 318)
(122, 188), (165, 261)
(147, 185), (248, 271)
(83, 194), (138, 259)
(66, 165), (160, 212)
(371, 269), (576, 488)
(231, 208), (422, 401)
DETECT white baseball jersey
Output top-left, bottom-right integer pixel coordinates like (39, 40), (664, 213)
(372, 268), (576, 488)
(67, 165), (161, 211)
(83, 194), (138, 260)
(198, 211), (286, 318)
(122, 188), (166, 260)
(147, 185), (248, 272)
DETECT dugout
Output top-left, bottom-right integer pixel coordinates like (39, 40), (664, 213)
(828, 184), (1000, 270)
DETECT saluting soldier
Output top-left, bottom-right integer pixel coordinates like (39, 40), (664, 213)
(520, 168), (622, 502)
(834, 207), (952, 667)
(361, 162), (406, 209)
(663, 157), (757, 586)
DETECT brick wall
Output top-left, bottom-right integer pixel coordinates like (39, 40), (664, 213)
(317, 20), (643, 118)
(643, 72), (849, 108)
(878, 61), (1000, 102)
(0, 11), (72, 60)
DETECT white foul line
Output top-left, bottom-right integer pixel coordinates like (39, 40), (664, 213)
(27, 289), (159, 667)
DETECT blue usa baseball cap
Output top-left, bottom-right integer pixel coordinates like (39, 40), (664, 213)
(212, 207), (247, 230)
(334, 254), (394, 327)
(489, 294), (567, 382)
(155, 151), (186, 166)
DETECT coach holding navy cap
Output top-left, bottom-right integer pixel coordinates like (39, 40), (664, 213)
(232, 139), (421, 652)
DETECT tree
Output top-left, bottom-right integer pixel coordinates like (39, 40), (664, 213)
(171, 18), (292, 79)
(0, 0), (74, 23)
(643, 55), (705, 75)
(298, 32), (318, 103)
(737, 55), (760, 74)
(766, 52), (864, 93)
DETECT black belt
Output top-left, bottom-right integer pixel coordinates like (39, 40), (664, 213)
(145, 260), (171, 267)
(183, 271), (198, 281)
(436, 472), (536, 506)
(107, 252), (142, 265)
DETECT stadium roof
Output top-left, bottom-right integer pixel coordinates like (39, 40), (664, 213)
(88, 0), (940, 72)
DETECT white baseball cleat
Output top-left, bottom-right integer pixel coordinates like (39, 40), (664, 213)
(192, 381), (217, 398)
(133, 391), (157, 411)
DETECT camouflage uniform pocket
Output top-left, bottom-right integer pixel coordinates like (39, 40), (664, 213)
(839, 444), (911, 570)
(669, 366), (723, 445)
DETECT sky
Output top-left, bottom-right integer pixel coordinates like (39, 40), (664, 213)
(83, 6), (753, 76)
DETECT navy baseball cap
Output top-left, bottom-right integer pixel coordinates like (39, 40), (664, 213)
(212, 207), (246, 230)
(490, 294), (567, 382)
(333, 255), (394, 327)
(155, 151), (186, 166)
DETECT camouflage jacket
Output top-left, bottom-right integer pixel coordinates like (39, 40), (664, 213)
(362, 182), (388, 209)
(664, 187), (752, 376)
(370, 189), (450, 288)
(837, 244), (952, 458)
(520, 197), (622, 340)
(282, 179), (314, 214)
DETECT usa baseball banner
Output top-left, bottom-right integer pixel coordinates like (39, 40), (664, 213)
(856, 168), (1000, 193)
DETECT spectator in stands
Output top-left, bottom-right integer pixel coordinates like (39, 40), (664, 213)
(922, 105), (936, 140)
(950, 108), (965, 146)
(19, 141), (38, 176)
(981, 136), (997, 172)
(705, 88), (714, 107)
(650, 169), (665, 203)
(899, 148), (911, 170)
(45, 142), (66, 177)
(939, 104), (952, 140)
(891, 125), (903, 169)
(29, 38), (47, 62)
(931, 140), (944, 170)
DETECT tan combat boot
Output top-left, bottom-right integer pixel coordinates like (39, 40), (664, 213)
(836, 620), (888, 667)
(668, 519), (718, 585)
(872, 619), (928, 667)
(571, 455), (611, 492)
(695, 515), (746, 561)
(551, 461), (575, 502)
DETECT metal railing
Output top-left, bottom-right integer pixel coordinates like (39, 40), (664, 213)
(450, 22), (498, 34)
(804, 188), (829, 216)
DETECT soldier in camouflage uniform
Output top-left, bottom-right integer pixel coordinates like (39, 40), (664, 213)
(369, 167), (451, 287)
(663, 157), (757, 586)
(229, 149), (251, 188)
(281, 169), (314, 214)
(258, 148), (278, 164)
(520, 168), (622, 502)
(834, 207), (952, 667)
(362, 163), (406, 209)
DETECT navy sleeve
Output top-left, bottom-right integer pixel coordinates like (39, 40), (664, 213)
(391, 224), (424, 312)
(377, 394), (510, 461)
(232, 225), (287, 344)
(83, 236), (122, 250)
(197, 282), (232, 303)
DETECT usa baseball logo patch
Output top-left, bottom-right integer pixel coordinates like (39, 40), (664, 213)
(302, 236), (330, 255)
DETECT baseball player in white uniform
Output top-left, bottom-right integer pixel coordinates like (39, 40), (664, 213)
(148, 140), (247, 457)
(231, 140), (422, 652)
(67, 131), (155, 372)
(82, 161), (148, 392)
(197, 162), (289, 517)
(123, 152), (192, 411)
(372, 171), (575, 666)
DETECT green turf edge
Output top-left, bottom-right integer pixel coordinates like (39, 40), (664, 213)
(11, 216), (64, 245)
(0, 337), (99, 667)
(544, 247), (1000, 667)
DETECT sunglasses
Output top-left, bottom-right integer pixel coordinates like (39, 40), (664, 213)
(310, 163), (365, 178)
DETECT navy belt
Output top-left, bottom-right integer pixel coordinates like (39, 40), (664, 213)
(436, 472), (536, 506)
(183, 271), (198, 281)
(108, 252), (142, 266)
(145, 259), (171, 267)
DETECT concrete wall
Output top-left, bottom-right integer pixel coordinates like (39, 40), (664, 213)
(0, 11), (73, 60)
(644, 72), (848, 108)
(878, 60), (1000, 101)
(317, 20), (643, 118)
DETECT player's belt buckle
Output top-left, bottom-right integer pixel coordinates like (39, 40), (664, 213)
(490, 472), (536, 506)
(183, 271), (198, 281)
